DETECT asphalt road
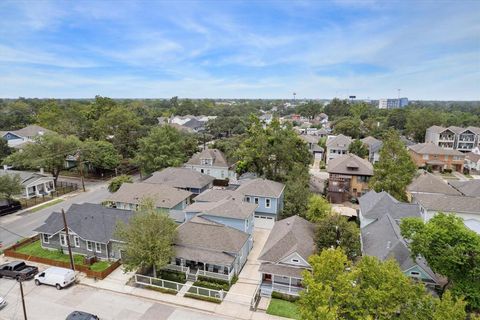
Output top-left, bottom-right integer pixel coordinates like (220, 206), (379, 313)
(0, 276), (228, 320)
(0, 180), (111, 249)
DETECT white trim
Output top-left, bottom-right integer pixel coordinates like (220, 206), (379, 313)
(59, 234), (67, 247)
(95, 242), (102, 253)
(73, 236), (80, 248)
(86, 240), (93, 251)
(42, 233), (50, 244)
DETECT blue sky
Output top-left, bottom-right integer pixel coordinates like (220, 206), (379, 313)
(0, 0), (479, 99)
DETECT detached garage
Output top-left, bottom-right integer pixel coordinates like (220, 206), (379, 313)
(254, 215), (275, 229)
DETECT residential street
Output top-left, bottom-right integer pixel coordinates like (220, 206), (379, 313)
(0, 277), (229, 320)
(0, 179), (110, 249)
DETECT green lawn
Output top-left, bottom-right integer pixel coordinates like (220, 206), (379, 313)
(28, 199), (64, 213)
(16, 240), (111, 272)
(267, 298), (301, 320)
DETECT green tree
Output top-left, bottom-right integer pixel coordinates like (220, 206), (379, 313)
(333, 117), (362, 138)
(305, 194), (331, 222)
(297, 101), (323, 120)
(0, 139), (12, 162)
(405, 108), (444, 142)
(135, 126), (198, 175)
(348, 139), (369, 159)
(369, 129), (416, 201)
(282, 164), (311, 218)
(299, 248), (467, 320)
(315, 214), (360, 260)
(108, 174), (133, 193)
(401, 213), (480, 310)
(3, 133), (81, 186)
(82, 139), (121, 172)
(115, 200), (177, 278)
(0, 173), (22, 199)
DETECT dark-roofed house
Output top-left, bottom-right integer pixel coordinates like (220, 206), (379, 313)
(361, 136), (383, 163)
(0, 125), (53, 148)
(236, 178), (285, 229)
(35, 203), (133, 261)
(0, 168), (55, 199)
(167, 216), (250, 282)
(105, 182), (192, 211)
(325, 134), (352, 164)
(327, 153), (373, 203)
(406, 171), (462, 201)
(448, 180), (480, 198)
(258, 215), (315, 296)
(184, 148), (236, 181)
(144, 167), (215, 194)
(361, 213), (440, 288)
(408, 143), (465, 172)
(358, 190), (421, 228)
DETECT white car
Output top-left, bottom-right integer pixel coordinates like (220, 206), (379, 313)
(0, 296), (6, 309)
(34, 267), (76, 290)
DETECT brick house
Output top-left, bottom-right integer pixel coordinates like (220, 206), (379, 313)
(408, 143), (465, 172)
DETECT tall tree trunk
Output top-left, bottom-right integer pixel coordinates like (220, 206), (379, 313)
(152, 265), (157, 278)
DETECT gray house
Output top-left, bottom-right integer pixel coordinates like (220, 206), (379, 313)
(258, 215), (316, 297)
(235, 178), (285, 229)
(325, 134), (352, 164)
(35, 203), (133, 261)
(361, 136), (383, 164)
(0, 125), (52, 148)
(144, 167), (215, 195)
(105, 182), (192, 211)
(0, 169), (55, 199)
(169, 216), (250, 282)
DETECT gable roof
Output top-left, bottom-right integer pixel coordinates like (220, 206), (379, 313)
(466, 126), (480, 134)
(194, 189), (242, 202)
(448, 180), (480, 197)
(106, 182), (192, 209)
(413, 193), (480, 214)
(299, 134), (320, 144)
(407, 171), (462, 196)
(361, 136), (383, 153)
(174, 217), (249, 264)
(259, 215), (315, 264)
(466, 152), (480, 163)
(408, 143), (464, 156)
(144, 167), (215, 189)
(0, 170), (54, 187)
(236, 178), (285, 198)
(185, 198), (257, 220)
(0, 125), (52, 139)
(427, 125), (450, 134)
(327, 153), (373, 176)
(182, 118), (204, 129)
(34, 203), (133, 243)
(359, 190), (421, 221)
(185, 148), (230, 168)
(326, 134), (352, 149)
(361, 214), (437, 282)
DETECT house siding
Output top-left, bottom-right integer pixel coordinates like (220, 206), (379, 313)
(403, 265), (434, 283)
(185, 165), (236, 180)
(200, 214), (253, 235)
(245, 195), (282, 216)
(40, 232), (111, 260)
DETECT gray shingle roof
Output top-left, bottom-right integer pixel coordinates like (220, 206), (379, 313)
(327, 153), (373, 176)
(361, 136), (383, 153)
(34, 203), (133, 243)
(185, 198), (257, 220)
(0, 125), (53, 138)
(361, 213), (438, 282)
(259, 263), (305, 278)
(408, 143), (464, 156)
(466, 152), (480, 163)
(359, 190), (421, 220)
(407, 171), (461, 195)
(427, 125), (449, 134)
(185, 148), (230, 168)
(259, 216), (315, 264)
(174, 217), (249, 264)
(144, 167), (215, 189)
(194, 189), (242, 202)
(236, 178), (285, 198)
(299, 134), (320, 144)
(413, 193), (480, 214)
(448, 180), (480, 197)
(0, 170), (54, 187)
(326, 134), (352, 148)
(106, 182), (192, 209)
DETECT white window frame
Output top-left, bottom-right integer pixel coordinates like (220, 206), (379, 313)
(86, 240), (93, 251)
(73, 236), (80, 248)
(95, 242), (102, 253)
(60, 234), (67, 247)
(265, 198), (271, 208)
(42, 233), (50, 244)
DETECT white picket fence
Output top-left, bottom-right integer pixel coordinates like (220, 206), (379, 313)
(135, 274), (184, 292)
(187, 285), (225, 301)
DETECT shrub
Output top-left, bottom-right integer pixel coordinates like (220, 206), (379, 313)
(158, 270), (186, 284)
(197, 276), (230, 286)
(193, 280), (229, 291)
(443, 168), (452, 174)
(231, 274), (239, 284)
(272, 291), (300, 302)
(108, 175), (133, 193)
(145, 285), (177, 295)
(184, 293), (222, 304)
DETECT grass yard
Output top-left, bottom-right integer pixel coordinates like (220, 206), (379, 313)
(267, 298), (301, 320)
(16, 240), (111, 272)
(28, 199), (64, 213)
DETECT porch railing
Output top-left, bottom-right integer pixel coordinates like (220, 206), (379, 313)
(198, 269), (234, 282)
(135, 274), (184, 292)
(272, 282), (302, 295)
(162, 264), (190, 276)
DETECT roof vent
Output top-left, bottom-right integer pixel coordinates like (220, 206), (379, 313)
(386, 241), (391, 249)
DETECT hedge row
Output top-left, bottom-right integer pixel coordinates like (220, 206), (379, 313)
(184, 293), (222, 304)
(272, 291), (300, 302)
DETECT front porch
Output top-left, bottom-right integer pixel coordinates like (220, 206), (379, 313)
(164, 258), (235, 283)
(24, 181), (55, 199)
(260, 273), (303, 297)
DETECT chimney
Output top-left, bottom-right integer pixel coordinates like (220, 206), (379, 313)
(39, 168), (44, 174)
(3, 165), (7, 172)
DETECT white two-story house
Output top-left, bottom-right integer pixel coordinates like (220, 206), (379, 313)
(184, 148), (236, 181)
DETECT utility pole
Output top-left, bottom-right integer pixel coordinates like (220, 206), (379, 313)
(62, 209), (75, 271)
(18, 277), (27, 320)
(77, 150), (86, 192)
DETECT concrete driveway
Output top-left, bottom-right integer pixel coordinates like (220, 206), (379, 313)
(224, 228), (270, 304)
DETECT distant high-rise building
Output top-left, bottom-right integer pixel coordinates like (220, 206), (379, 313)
(378, 97), (409, 109)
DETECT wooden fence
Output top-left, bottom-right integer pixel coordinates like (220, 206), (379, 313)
(19, 181), (78, 209)
(3, 236), (121, 280)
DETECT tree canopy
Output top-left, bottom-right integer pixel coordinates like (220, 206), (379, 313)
(315, 214), (360, 260)
(305, 194), (331, 222)
(0, 173), (22, 199)
(369, 129), (416, 201)
(108, 175), (133, 193)
(299, 248), (467, 320)
(401, 213), (480, 310)
(348, 139), (369, 159)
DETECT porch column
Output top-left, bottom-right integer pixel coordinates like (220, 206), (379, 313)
(44, 183), (48, 193)
(289, 277), (292, 293)
(25, 187), (29, 199)
(35, 185), (41, 196)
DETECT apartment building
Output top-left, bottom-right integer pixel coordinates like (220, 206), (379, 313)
(425, 125), (480, 152)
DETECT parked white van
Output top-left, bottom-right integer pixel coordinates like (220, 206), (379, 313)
(34, 267), (75, 290)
